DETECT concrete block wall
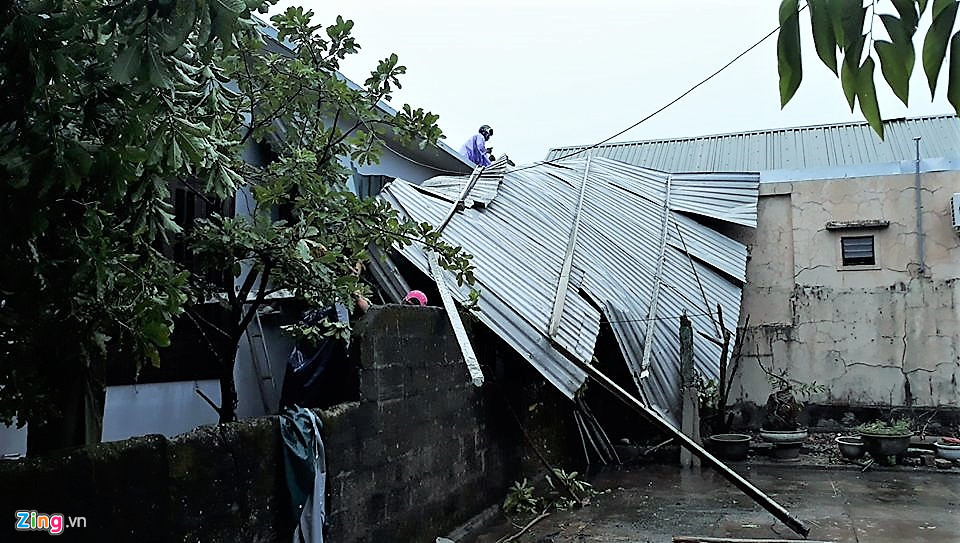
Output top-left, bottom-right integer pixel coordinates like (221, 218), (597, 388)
(0, 418), (289, 542)
(320, 305), (526, 543)
(0, 305), (569, 542)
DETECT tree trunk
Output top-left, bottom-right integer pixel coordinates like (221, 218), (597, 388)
(213, 304), (244, 424)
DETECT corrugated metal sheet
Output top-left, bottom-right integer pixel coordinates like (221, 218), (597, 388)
(380, 157), (758, 425)
(546, 115), (960, 172)
(413, 161), (507, 207)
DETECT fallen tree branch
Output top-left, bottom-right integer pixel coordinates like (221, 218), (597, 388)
(497, 510), (550, 543)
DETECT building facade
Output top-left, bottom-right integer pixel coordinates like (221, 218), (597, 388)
(547, 115), (960, 410)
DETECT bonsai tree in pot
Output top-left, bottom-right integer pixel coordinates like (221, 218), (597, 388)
(756, 351), (826, 438)
(754, 349), (826, 460)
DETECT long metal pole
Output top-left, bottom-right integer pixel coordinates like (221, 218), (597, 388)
(548, 155), (592, 337)
(913, 136), (925, 275)
(576, 360), (811, 538)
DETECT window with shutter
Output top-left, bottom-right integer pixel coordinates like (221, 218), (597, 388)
(840, 235), (875, 266)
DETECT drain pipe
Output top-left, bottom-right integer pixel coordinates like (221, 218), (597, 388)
(914, 136), (926, 276)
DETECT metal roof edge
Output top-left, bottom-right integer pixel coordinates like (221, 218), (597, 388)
(252, 17), (473, 171)
(546, 114), (960, 156)
(759, 156), (960, 184)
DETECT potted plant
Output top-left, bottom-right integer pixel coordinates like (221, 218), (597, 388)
(934, 436), (960, 462)
(856, 419), (913, 462)
(697, 376), (752, 461)
(755, 353), (825, 460)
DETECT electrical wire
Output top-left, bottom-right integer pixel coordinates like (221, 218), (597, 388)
(506, 6), (806, 175)
(373, 8), (797, 178)
(371, 128), (473, 176)
(599, 310), (715, 325)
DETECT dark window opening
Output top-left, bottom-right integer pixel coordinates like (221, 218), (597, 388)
(841, 235), (875, 266)
(167, 179), (234, 285)
(354, 174), (394, 199)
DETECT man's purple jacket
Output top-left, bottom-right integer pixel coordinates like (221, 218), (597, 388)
(459, 133), (491, 167)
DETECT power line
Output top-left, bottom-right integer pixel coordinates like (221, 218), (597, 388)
(365, 8), (802, 182)
(509, 7), (805, 175)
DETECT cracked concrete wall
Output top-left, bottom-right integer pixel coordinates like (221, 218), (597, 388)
(732, 171), (960, 409)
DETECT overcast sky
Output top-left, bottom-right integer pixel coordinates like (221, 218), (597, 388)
(267, 0), (954, 165)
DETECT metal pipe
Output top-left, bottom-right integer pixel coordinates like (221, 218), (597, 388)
(576, 360), (811, 538)
(548, 155), (592, 337)
(436, 166), (484, 233)
(914, 136), (925, 275)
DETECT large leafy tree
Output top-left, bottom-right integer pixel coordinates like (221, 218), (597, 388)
(778, 0), (960, 138)
(0, 0), (252, 453)
(188, 7), (473, 423)
(1, 0), (471, 452)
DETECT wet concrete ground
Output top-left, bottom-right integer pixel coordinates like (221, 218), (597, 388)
(467, 465), (960, 542)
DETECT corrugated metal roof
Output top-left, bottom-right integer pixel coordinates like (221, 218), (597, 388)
(380, 157), (758, 424)
(546, 115), (960, 172)
(413, 161), (507, 207)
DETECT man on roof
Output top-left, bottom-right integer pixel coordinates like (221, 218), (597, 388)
(459, 124), (494, 167)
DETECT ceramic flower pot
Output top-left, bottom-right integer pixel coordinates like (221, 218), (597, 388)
(708, 433), (751, 461)
(858, 432), (912, 459)
(760, 428), (809, 443)
(835, 435), (865, 460)
(769, 441), (803, 462)
(935, 441), (960, 461)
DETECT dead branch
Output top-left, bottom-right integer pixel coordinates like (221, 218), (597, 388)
(497, 510), (550, 543)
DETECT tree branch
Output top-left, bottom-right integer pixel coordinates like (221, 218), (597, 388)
(319, 106), (342, 165)
(238, 83), (305, 146)
(236, 260), (272, 338)
(235, 266), (260, 307)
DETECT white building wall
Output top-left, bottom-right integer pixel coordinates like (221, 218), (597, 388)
(101, 380), (221, 442)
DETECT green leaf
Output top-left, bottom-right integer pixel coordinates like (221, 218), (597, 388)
(947, 31), (960, 116)
(919, 0), (930, 17)
(143, 320), (172, 348)
(875, 40), (913, 105)
(809, 0), (837, 74)
(837, 5), (867, 49)
(159, 0), (197, 53)
(215, 0), (246, 15)
(143, 46), (173, 89)
(840, 36), (864, 111)
(857, 57), (883, 138)
(932, 0), (955, 19)
(111, 42), (143, 84)
(923, 1), (959, 97)
(891, 0), (919, 36)
(880, 14), (911, 45)
(777, 0), (802, 106)
(198, 1), (213, 44)
(875, 15), (915, 106)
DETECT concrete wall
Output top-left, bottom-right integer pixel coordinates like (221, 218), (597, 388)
(732, 171), (960, 409)
(0, 306), (564, 542)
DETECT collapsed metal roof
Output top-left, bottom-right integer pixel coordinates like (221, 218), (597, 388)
(378, 156), (758, 425)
